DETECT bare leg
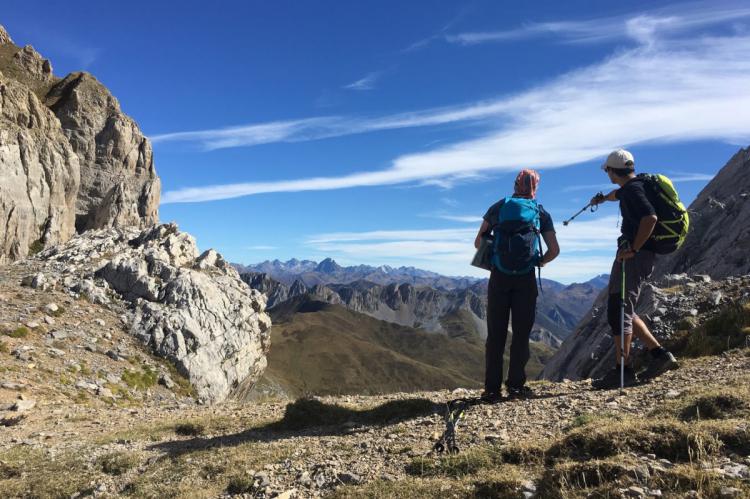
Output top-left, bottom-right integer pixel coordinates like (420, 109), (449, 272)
(614, 333), (635, 365)
(632, 315), (660, 350)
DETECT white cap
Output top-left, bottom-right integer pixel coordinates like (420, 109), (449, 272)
(601, 149), (635, 170)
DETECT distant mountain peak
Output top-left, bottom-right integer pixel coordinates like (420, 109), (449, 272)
(315, 257), (342, 273)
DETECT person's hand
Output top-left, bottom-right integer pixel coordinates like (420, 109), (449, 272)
(590, 192), (605, 206)
(617, 248), (636, 261)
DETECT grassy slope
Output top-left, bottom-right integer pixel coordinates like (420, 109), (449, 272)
(262, 299), (553, 397)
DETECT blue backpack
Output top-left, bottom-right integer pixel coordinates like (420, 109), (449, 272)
(491, 197), (543, 275)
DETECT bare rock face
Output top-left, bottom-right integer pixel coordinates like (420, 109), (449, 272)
(0, 24), (161, 263)
(35, 223), (272, 403)
(0, 25), (14, 45)
(653, 147), (750, 279)
(45, 72), (160, 232)
(12, 45), (53, 83)
(0, 71), (80, 263)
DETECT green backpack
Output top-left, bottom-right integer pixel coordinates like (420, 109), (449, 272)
(638, 173), (690, 254)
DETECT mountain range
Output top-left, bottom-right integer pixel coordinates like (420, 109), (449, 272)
(238, 260), (608, 348)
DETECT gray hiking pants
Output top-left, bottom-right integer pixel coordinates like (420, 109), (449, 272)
(607, 250), (656, 336)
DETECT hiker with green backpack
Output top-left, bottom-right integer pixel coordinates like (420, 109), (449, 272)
(474, 169), (559, 403)
(590, 149), (687, 390)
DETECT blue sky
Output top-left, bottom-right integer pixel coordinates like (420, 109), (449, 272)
(4, 0), (750, 283)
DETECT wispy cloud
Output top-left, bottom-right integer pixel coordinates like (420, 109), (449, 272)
(446, 3), (750, 46)
(669, 173), (716, 182)
(344, 71), (382, 90)
(151, 98), (509, 150)
(432, 214), (483, 223)
(305, 216), (620, 282)
(247, 245), (277, 251)
(561, 173), (716, 193)
(163, 33), (750, 204)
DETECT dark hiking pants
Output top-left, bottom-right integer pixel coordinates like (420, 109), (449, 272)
(484, 269), (538, 393)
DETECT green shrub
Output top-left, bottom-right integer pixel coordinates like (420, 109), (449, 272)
(226, 474), (254, 494)
(122, 365), (158, 390)
(28, 239), (44, 255)
(4, 326), (29, 338)
(174, 422), (206, 436)
(97, 451), (138, 475)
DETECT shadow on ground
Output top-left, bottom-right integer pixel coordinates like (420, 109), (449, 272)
(149, 398), (439, 458)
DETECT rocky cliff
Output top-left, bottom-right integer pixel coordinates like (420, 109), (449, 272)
(45, 72), (160, 232)
(653, 146), (750, 279)
(0, 25), (159, 262)
(1, 25), (269, 404)
(0, 67), (80, 263)
(541, 146), (750, 381)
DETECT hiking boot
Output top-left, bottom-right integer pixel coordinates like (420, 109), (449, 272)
(592, 366), (639, 390)
(639, 350), (678, 382)
(480, 391), (502, 404)
(507, 385), (534, 399)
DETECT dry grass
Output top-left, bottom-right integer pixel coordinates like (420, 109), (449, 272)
(669, 301), (750, 357)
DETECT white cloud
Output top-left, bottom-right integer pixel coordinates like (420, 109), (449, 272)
(344, 71), (382, 90)
(151, 98), (509, 150)
(445, 3), (750, 46)
(247, 245), (276, 250)
(163, 33), (750, 204)
(669, 173), (716, 182)
(433, 214), (483, 223)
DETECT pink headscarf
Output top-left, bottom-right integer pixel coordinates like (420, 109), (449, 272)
(514, 169), (541, 199)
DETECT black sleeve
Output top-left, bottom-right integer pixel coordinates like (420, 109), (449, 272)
(619, 183), (656, 220)
(483, 201), (501, 224)
(539, 205), (555, 233)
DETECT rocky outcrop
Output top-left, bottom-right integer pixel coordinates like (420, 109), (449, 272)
(45, 72), (160, 232)
(653, 147), (750, 279)
(0, 25), (12, 45)
(0, 24), (160, 263)
(29, 223), (271, 403)
(12, 45), (53, 83)
(0, 70), (80, 263)
(540, 273), (750, 380)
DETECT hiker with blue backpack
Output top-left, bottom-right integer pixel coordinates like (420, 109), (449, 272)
(589, 149), (685, 390)
(474, 169), (559, 403)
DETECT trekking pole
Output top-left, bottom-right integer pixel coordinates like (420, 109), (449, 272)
(562, 192), (604, 226)
(620, 246), (627, 394)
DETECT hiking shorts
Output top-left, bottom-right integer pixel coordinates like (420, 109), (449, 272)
(607, 249), (656, 336)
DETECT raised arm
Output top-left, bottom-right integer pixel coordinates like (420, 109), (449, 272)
(474, 220), (490, 249)
(591, 189), (618, 206)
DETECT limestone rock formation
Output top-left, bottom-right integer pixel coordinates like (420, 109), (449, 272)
(32, 223), (272, 403)
(0, 24), (160, 263)
(12, 45), (53, 83)
(0, 70), (80, 263)
(45, 72), (160, 232)
(0, 25), (12, 45)
(654, 147), (750, 279)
